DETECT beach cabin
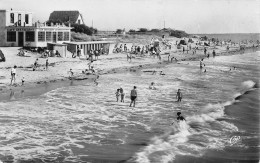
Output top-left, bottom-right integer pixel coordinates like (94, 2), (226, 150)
(0, 9), (72, 47)
(47, 43), (68, 57)
(65, 41), (113, 56)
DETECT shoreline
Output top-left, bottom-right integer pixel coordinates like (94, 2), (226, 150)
(0, 45), (259, 102)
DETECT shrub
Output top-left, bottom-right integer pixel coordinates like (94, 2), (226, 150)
(71, 24), (97, 35)
(138, 28), (148, 32)
(150, 29), (160, 32)
(169, 30), (189, 38)
(129, 29), (136, 33)
(116, 29), (123, 34)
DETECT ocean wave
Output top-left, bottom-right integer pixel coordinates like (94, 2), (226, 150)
(132, 100), (240, 163)
(241, 80), (256, 90)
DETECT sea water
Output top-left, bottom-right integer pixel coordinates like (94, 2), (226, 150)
(0, 51), (259, 163)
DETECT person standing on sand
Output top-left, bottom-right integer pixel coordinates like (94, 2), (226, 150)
(10, 65), (17, 85)
(88, 60), (93, 70)
(127, 53), (131, 62)
(204, 47), (207, 55)
(129, 86), (137, 107)
(21, 77), (25, 86)
(176, 89), (182, 102)
(212, 50), (216, 58)
(89, 50), (93, 61)
(200, 59), (205, 69)
(77, 45), (81, 57)
(46, 59), (49, 70)
(68, 68), (74, 79)
(33, 58), (38, 71)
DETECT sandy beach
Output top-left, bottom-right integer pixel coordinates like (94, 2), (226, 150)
(0, 39), (258, 98)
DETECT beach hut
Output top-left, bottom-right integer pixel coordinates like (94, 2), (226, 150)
(65, 41), (113, 57)
(47, 43), (68, 57)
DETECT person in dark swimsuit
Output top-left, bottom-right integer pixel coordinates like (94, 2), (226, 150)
(177, 112), (185, 121)
(129, 86), (137, 107)
(212, 50), (216, 58)
(176, 89), (182, 102)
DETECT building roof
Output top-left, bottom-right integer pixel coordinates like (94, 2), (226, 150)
(6, 25), (71, 30)
(0, 9), (32, 14)
(65, 41), (114, 45)
(49, 11), (81, 24)
(47, 43), (67, 46)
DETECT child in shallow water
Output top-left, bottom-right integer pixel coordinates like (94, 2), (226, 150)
(149, 82), (156, 90)
(176, 89), (182, 102)
(115, 89), (120, 102)
(119, 88), (125, 102)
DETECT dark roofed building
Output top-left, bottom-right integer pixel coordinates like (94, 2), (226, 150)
(49, 11), (84, 24)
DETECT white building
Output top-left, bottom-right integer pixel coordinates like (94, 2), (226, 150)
(0, 9), (72, 47)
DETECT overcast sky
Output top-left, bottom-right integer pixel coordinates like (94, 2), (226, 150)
(1, 0), (259, 33)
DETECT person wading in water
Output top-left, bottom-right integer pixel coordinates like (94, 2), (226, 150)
(129, 86), (137, 107)
(176, 89), (182, 102)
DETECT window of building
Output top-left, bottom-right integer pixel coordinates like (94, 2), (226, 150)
(58, 32), (63, 41)
(46, 32), (52, 41)
(18, 14), (21, 26)
(25, 14), (29, 24)
(10, 13), (14, 23)
(64, 32), (70, 41)
(7, 31), (16, 42)
(25, 31), (35, 42)
(53, 32), (56, 42)
(38, 31), (45, 42)
(78, 20), (81, 24)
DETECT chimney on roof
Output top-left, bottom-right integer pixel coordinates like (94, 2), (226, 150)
(11, 8), (12, 11)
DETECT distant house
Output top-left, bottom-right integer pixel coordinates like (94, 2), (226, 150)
(49, 11), (84, 25)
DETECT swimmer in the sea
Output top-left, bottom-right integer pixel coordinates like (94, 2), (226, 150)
(177, 112), (186, 121)
(171, 112), (186, 125)
(160, 71), (165, 75)
(149, 82), (156, 90)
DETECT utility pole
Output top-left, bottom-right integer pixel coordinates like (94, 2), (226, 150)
(92, 19), (93, 28)
(164, 20), (165, 29)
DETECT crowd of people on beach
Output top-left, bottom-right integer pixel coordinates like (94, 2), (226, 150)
(7, 36), (260, 128)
